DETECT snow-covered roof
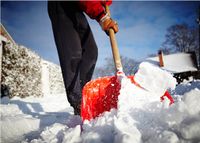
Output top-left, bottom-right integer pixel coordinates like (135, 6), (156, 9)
(0, 24), (16, 45)
(147, 52), (198, 73)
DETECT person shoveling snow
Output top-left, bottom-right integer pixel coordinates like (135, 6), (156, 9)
(47, 0), (175, 122)
(48, 1), (118, 115)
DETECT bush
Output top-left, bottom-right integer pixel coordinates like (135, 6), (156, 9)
(1, 43), (42, 98)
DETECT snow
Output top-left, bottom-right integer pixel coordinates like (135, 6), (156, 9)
(148, 53), (198, 73)
(41, 61), (50, 96)
(1, 62), (200, 143)
(134, 62), (177, 96)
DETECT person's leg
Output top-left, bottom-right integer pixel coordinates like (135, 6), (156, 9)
(60, 2), (98, 97)
(48, 2), (83, 114)
(73, 12), (98, 89)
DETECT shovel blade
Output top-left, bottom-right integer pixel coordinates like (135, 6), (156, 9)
(81, 76), (135, 121)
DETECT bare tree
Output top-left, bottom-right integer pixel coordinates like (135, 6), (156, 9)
(93, 56), (139, 78)
(121, 56), (139, 76)
(162, 24), (198, 53)
(147, 47), (172, 58)
(159, 47), (173, 55)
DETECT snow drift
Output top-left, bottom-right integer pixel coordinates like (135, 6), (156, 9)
(1, 62), (200, 143)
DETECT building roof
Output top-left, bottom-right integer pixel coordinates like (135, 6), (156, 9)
(147, 52), (198, 73)
(0, 23), (16, 45)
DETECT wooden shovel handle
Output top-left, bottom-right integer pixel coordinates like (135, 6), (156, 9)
(105, 5), (123, 72)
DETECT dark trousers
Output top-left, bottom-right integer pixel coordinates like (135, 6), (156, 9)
(48, 1), (98, 110)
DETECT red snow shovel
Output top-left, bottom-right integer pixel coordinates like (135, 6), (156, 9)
(81, 5), (174, 121)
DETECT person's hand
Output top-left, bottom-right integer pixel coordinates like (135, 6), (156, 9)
(99, 13), (118, 35)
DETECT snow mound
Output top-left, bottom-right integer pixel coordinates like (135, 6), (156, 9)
(135, 62), (177, 96)
(1, 62), (200, 143)
(0, 103), (40, 143)
(183, 89), (200, 115)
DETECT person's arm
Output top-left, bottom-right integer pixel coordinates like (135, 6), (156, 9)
(78, 0), (118, 33)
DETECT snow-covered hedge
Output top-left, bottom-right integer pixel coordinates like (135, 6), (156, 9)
(48, 62), (66, 94)
(1, 43), (42, 98)
(1, 43), (65, 98)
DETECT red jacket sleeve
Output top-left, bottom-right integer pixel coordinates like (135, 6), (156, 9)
(78, 0), (112, 22)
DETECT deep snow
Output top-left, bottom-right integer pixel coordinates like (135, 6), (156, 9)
(1, 62), (200, 143)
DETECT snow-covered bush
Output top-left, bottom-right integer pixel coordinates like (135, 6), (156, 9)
(1, 43), (42, 98)
(48, 62), (66, 94)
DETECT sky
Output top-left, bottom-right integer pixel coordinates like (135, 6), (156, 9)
(1, 1), (199, 67)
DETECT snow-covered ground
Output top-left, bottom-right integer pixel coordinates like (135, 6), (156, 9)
(1, 62), (200, 143)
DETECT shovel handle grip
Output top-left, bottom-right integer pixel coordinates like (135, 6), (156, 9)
(105, 5), (123, 72)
